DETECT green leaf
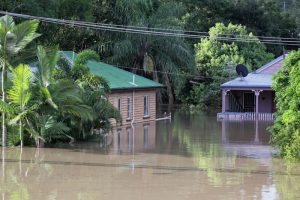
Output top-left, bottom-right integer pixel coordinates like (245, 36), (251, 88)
(8, 64), (33, 109)
(0, 100), (15, 113)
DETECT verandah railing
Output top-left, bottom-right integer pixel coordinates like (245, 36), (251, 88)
(217, 112), (275, 121)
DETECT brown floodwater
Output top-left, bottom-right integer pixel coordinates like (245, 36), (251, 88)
(1, 110), (300, 200)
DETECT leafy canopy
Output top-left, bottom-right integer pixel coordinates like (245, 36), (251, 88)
(187, 23), (273, 109)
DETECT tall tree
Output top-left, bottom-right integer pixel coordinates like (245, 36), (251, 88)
(188, 23), (274, 109)
(177, 0), (297, 55)
(7, 64), (33, 147)
(0, 15), (39, 146)
(111, 0), (195, 105)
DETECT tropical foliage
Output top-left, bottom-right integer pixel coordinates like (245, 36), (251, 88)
(111, 0), (195, 105)
(0, 15), (40, 146)
(1, 0), (299, 105)
(0, 16), (120, 147)
(270, 50), (300, 161)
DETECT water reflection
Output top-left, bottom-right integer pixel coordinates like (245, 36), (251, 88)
(109, 122), (156, 154)
(1, 110), (300, 200)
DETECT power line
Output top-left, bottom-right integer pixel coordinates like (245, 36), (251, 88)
(1, 11), (300, 46)
(60, 18), (300, 41)
(97, 62), (241, 79)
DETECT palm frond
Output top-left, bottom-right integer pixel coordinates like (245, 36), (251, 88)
(8, 64), (33, 109)
(60, 104), (94, 121)
(74, 50), (100, 66)
(0, 15), (15, 31)
(115, 0), (153, 24)
(0, 100), (15, 113)
(149, 2), (185, 28)
(76, 74), (110, 93)
(36, 45), (60, 86)
(112, 39), (135, 61)
(40, 87), (58, 110)
(50, 79), (83, 103)
(9, 111), (26, 125)
(12, 19), (40, 51)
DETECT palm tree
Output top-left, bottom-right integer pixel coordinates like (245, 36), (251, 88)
(60, 50), (120, 138)
(111, 0), (195, 105)
(33, 46), (94, 144)
(0, 15), (40, 146)
(35, 46), (94, 119)
(7, 64), (34, 147)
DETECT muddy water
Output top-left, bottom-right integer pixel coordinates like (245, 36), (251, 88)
(1, 110), (300, 200)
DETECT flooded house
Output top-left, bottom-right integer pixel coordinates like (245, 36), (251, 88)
(218, 55), (287, 121)
(61, 51), (163, 126)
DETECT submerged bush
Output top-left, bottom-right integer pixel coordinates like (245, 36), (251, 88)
(270, 50), (300, 161)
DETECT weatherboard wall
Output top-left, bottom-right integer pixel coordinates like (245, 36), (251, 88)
(108, 89), (157, 126)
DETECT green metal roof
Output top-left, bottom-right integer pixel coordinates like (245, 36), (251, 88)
(61, 51), (163, 90)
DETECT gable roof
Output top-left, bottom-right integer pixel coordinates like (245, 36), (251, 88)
(61, 51), (163, 90)
(221, 55), (286, 90)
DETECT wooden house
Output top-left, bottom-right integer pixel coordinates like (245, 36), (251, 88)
(61, 51), (163, 126)
(218, 55), (287, 121)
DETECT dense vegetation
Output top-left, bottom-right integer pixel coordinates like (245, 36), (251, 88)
(0, 16), (120, 147)
(271, 50), (300, 161)
(0, 0), (299, 154)
(184, 23), (274, 109)
(1, 0), (299, 106)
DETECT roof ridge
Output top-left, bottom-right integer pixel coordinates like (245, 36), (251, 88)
(255, 54), (287, 74)
(88, 59), (159, 83)
(61, 51), (163, 90)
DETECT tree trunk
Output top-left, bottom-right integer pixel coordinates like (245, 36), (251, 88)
(19, 121), (23, 148)
(153, 64), (162, 104)
(164, 73), (174, 106)
(1, 64), (6, 147)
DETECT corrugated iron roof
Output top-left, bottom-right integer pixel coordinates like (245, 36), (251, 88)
(61, 51), (163, 90)
(221, 55), (286, 90)
(220, 73), (273, 89)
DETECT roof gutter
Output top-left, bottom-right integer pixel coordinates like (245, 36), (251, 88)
(220, 86), (273, 90)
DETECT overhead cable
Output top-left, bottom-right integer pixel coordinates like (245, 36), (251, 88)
(0, 11), (300, 46)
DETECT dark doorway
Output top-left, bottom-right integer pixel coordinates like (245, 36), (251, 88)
(243, 92), (255, 112)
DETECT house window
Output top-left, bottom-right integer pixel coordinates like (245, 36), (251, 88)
(115, 97), (121, 111)
(144, 96), (149, 117)
(127, 97), (132, 119)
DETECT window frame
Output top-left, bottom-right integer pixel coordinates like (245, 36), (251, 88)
(115, 97), (121, 111)
(127, 97), (132, 120)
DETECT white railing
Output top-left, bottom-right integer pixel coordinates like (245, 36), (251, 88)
(217, 112), (275, 121)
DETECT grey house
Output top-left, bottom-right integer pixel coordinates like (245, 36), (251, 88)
(217, 55), (287, 120)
